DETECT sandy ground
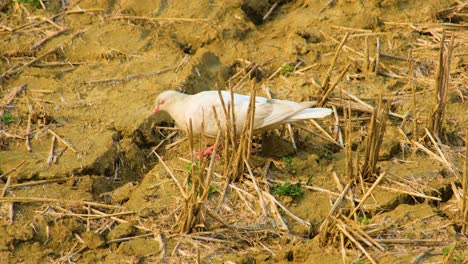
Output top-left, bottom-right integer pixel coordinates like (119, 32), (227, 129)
(0, 0), (467, 263)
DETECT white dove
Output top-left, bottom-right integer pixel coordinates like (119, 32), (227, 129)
(152, 90), (332, 138)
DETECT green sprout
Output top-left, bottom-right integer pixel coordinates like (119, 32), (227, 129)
(282, 156), (298, 174)
(184, 161), (199, 173)
(16, 0), (41, 8)
(271, 182), (304, 200)
(358, 215), (371, 225)
(442, 246), (451, 256)
(1, 113), (15, 125)
(208, 185), (217, 195)
(281, 64), (294, 73)
(454, 252), (464, 263)
(354, 261), (368, 264)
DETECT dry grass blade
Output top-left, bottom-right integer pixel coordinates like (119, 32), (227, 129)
(0, 197), (121, 209)
(360, 100), (389, 180)
(430, 30), (455, 136)
(175, 118), (221, 234)
(0, 160), (26, 180)
(318, 63), (351, 106)
(321, 32), (350, 92)
(0, 84), (26, 117)
(336, 223), (377, 264)
(377, 185), (441, 201)
(320, 183), (352, 244)
(348, 172), (386, 218)
(462, 130), (468, 234)
(411, 140), (459, 179)
(424, 128), (459, 178)
(47, 129), (78, 153)
(337, 217), (384, 253)
(244, 161), (268, 217)
(154, 152), (188, 200)
(344, 102), (353, 181)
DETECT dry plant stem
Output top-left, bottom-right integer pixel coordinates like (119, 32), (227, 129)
(1, 175), (12, 197)
(199, 132), (220, 201)
(409, 49), (419, 140)
(107, 233), (155, 244)
(25, 99), (33, 152)
(0, 46), (62, 80)
(320, 182), (351, 244)
(231, 64), (260, 91)
(377, 185), (441, 201)
(266, 195), (289, 231)
(375, 38), (380, 74)
(442, 241), (457, 264)
(374, 238), (444, 245)
(336, 217), (383, 252)
(412, 140), (459, 178)
(148, 131), (178, 158)
(348, 172), (386, 218)
(47, 128), (78, 153)
(341, 89), (405, 119)
(229, 184), (258, 216)
(9, 177), (73, 189)
(319, 63), (351, 106)
(309, 119), (339, 144)
(340, 232), (346, 264)
(336, 224), (377, 264)
(424, 128), (458, 177)
(154, 152), (187, 200)
(462, 130), (468, 234)
(295, 124), (343, 148)
(360, 101), (388, 179)
(430, 30), (451, 136)
(0, 197), (121, 209)
(363, 36), (369, 74)
(344, 103), (353, 181)
(410, 249), (434, 264)
(263, 2), (278, 21)
(89, 208), (152, 232)
(321, 32), (350, 92)
(83, 66), (177, 85)
(0, 160), (25, 180)
(0, 85), (27, 116)
(110, 15), (210, 22)
(47, 136), (56, 164)
(32, 28), (69, 51)
(262, 189), (310, 228)
(341, 217), (385, 252)
(244, 161), (268, 217)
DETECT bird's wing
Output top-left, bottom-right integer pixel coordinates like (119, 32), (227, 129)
(254, 99), (314, 129)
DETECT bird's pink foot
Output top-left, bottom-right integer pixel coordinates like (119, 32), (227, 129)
(194, 145), (220, 158)
(194, 145), (257, 158)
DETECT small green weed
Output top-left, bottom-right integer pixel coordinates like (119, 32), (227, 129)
(208, 185), (217, 195)
(454, 252), (464, 263)
(16, 0), (41, 8)
(442, 246), (451, 256)
(281, 64), (294, 73)
(354, 260), (367, 264)
(1, 113), (15, 125)
(272, 182), (304, 200)
(282, 156), (298, 174)
(358, 215), (371, 225)
(184, 161), (199, 173)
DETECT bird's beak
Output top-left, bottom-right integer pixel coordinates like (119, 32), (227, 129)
(152, 104), (160, 114)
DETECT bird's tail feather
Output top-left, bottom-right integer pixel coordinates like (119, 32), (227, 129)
(285, 108), (332, 122)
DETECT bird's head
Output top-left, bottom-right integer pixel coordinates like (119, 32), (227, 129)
(152, 90), (184, 114)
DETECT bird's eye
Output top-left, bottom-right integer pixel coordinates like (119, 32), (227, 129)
(160, 99), (165, 105)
